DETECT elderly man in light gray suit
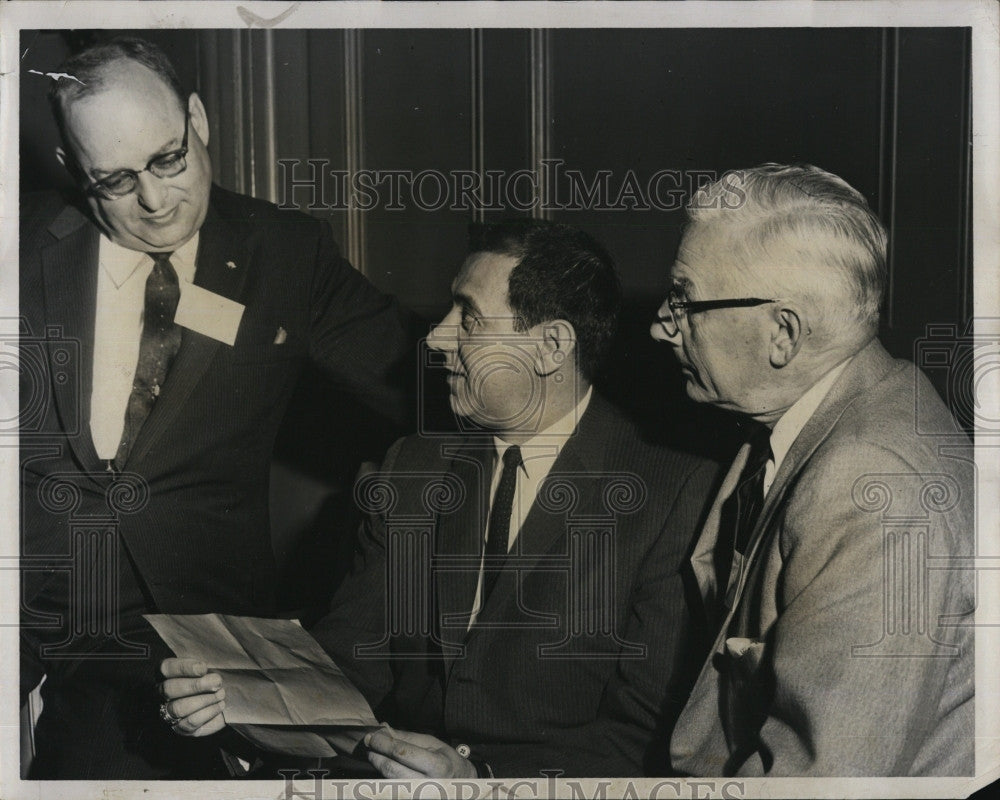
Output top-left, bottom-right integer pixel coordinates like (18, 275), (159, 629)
(653, 163), (974, 776)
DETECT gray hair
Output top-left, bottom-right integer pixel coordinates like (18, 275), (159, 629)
(687, 163), (887, 334)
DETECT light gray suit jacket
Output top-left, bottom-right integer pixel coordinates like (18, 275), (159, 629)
(671, 339), (975, 776)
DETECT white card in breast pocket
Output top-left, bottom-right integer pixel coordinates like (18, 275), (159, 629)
(175, 283), (245, 346)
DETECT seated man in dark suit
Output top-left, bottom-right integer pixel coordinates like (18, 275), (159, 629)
(654, 164), (974, 776)
(160, 219), (718, 778)
(20, 36), (411, 778)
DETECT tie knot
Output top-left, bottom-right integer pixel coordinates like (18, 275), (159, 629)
(149, 251), (174, 267)
(501, 444), (523, 472)
(740, 420), (772, 474)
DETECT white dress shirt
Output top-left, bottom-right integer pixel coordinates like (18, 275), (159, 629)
(89, 234), (199, 460)
(467, 387), (593, 626)
(762, 358), (851, 496)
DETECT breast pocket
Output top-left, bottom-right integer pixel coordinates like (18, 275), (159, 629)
(230, 343), (300, 365)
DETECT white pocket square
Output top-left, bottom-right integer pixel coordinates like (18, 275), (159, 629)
(725, 636), (766, 675)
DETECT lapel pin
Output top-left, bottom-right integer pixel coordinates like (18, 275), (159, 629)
(226, 260), (237, 270)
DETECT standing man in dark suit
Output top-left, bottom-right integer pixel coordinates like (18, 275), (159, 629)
(161, 219), (718, 777)
(19, 37), (411, 778)
(653, 164), (974, 775)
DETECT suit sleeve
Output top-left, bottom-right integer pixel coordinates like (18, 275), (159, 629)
(481, 460), (719, 777)
(732, 441), (974, 776)
(306, 220), (415, 431)
(306, 437), (407, 710)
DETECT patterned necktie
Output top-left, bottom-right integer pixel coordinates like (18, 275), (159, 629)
(114, 252), (182, 469)
(480, 444), (523, 604)
(714, 421), (773, 612)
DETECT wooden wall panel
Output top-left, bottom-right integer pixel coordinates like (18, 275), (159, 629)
(18, 27), (973, 427)
(301, 30), (349, 246)
(546, 28), (886, 304)
(16, 25), (975, 599)
(882, 28), (972, 356)
(480, 30), (533, 223)
(360, 29), (474, 310)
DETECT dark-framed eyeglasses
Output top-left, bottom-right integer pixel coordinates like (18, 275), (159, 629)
(81, 104), (191, 201)
(654, 291), (777, 337)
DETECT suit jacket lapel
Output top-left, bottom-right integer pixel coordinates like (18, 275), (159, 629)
(472, 394), (610, 625)
(703, 340), (900, 631)
(125, 202), (250, 468)
(39, 205), (104, 478)
(676, 341), (903, 767)
(758, 340), (897, 519)
(687, 443), (751, 621)
(435, 440), (492, 670)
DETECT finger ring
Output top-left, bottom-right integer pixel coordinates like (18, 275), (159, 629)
(159, 702), (181, 726)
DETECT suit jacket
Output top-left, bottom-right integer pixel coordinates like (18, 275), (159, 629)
(309, 393), (719, 777)
(670, 339), (975, 776)
(18, 186), (411, 776)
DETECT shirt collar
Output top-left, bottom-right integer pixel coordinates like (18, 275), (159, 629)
(769, 357), (852, 475)
(98, 233), (200, 289)
(492, 386), (594, 476)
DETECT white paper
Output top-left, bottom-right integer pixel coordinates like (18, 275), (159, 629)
(174, 283), (244, 346)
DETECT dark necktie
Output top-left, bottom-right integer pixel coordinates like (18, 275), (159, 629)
(480, 444), (523, 604)
(114, 252), (182, 469)
(714, 421), (772, 613)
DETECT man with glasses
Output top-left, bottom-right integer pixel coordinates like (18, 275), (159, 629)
(19, 36), (411, 778)
(653, 163), (974, 776)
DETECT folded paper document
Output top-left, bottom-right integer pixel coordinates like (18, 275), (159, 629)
(145, 613), (382, 757)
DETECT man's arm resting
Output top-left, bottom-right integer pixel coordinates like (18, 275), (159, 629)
(364, 729), (478, 779)
(306, 219), (414, 430)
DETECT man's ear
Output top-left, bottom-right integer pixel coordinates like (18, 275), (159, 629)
(188, 92), (210, 147)
(534, 319), (577, 376)
(769, 303), (806, 368)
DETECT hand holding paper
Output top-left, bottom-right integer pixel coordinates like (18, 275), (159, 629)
(148, 613), (382, 758)
(160, 658), (227, 737)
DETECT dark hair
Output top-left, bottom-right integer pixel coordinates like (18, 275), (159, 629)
(48, 36), (187, 150)
(469, 218), (622, 380)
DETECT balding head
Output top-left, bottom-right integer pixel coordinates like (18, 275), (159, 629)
(49, 36), (187, 154)
(49, 37), (213, 253)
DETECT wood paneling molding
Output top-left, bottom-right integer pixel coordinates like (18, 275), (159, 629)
(344, 29), (367, 275)
(530, 29), (552, 221)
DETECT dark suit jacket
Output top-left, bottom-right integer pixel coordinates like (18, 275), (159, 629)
(18, 186), (412, 777)
(309, 393), (719, 777)
(670, 340), (975, 776)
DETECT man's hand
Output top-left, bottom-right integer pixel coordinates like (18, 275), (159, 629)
(364, 727), (478, 779)
(158, 657), (227, 737)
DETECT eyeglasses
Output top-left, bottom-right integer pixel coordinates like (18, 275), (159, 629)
(654, 290), (777, 337)
(81, 105), (191, 200)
